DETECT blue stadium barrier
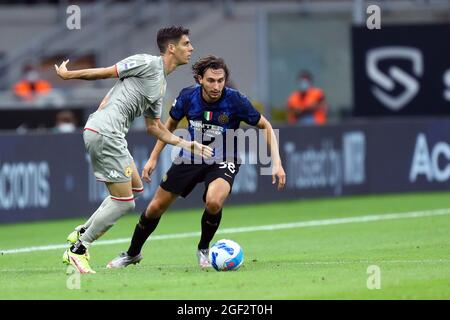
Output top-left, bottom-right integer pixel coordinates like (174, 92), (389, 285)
(1, 118), (450, 223)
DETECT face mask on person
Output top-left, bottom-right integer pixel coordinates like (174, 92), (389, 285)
(57, 123), (76, 133)
(298, 79), (311, 91)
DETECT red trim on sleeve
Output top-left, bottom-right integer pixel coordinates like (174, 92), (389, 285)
(84, 128), (99, 134)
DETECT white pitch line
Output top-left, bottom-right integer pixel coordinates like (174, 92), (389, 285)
(1, 207), (450, 255)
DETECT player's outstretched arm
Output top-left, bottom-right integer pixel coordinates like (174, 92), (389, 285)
(256, 115), (286, 190)
(145, 117), (213, 158)
(54, 60), (117, 80)
(149, 116), (180, 160)
(141, 117), (180, 183)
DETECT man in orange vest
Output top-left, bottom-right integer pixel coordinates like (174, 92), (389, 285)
(13, 65), (52, 102)
(286, 71), (327, 125)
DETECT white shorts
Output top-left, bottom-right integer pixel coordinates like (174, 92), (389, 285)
(83, 129), (134, 183)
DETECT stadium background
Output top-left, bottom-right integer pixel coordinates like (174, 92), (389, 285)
(0, 0), (449, 300)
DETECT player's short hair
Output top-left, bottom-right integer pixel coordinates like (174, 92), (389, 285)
(157, 26), (190, 53)
(192, 55), (230, 84)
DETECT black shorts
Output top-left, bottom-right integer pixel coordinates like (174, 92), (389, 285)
(160, 160), (240, 201)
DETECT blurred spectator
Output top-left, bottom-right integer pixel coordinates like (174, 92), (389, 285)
(13, 65), (53, 102)
(286, 70), (327, 125)
(53, 110), (78, 133)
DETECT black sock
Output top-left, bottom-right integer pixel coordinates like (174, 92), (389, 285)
(127, 211), (161, 257)
(70, 240), (86, 255)
(198, 209), (222, 250)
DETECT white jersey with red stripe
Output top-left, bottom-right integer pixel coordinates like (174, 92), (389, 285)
(85, 54), (167, 139)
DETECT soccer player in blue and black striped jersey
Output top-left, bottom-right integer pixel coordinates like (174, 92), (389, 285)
(107, 55), (286, 269)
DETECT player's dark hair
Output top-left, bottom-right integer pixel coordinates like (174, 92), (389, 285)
(192, 55), (230, 84)
(157, 26), (190, 53)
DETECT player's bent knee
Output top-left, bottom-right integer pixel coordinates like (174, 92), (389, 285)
(205, 199), (222, 214)
(147, 200), (166, 218)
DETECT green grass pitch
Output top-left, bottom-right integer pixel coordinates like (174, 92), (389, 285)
(0, 192), (449, 300)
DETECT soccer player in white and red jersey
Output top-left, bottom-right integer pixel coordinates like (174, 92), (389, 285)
(54, 26), (212, 274)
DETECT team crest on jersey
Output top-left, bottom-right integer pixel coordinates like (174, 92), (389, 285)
(218, 113), (229, 125)
(124, 166), (133, 177)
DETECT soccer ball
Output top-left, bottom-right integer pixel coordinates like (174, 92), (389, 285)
(209, 239), (244, 271)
